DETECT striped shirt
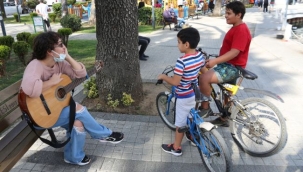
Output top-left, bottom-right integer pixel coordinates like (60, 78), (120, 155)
(174, 51), (205, 98)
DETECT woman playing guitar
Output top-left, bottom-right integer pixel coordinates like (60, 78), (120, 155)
(19, 32), (124, 166)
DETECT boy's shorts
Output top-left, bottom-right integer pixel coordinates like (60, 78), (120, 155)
(213, 63), (239, 84)
(175, 96), (195, 127)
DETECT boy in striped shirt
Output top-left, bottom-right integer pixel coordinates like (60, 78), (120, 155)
(158, 27), (206, 156)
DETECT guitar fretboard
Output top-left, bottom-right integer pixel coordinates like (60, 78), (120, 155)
(63, 67), (97, 94)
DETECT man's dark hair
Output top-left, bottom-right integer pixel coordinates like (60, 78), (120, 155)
(31, 32), (61, 61)
(226, 1), (246, 19)
(177, 27), (200, 49)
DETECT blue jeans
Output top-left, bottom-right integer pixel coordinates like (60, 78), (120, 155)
(42, 106), (112, 164)
(177, 17), (185, 26)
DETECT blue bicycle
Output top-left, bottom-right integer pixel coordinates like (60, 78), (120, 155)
(156, 66), (231, 172)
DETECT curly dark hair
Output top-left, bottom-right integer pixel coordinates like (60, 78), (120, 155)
(30, 31), (61, 61)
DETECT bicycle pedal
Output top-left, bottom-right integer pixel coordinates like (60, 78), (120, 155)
(178, 126), (189, 133)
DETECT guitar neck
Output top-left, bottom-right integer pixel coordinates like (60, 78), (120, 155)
(64, 68), (97, 93)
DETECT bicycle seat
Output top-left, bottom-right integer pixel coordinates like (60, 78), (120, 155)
(236, 66), (258, 80)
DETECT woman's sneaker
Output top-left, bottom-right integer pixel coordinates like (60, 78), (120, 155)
(64, 155), (91, 166)
(161, 144), (182, 156)
(99, 132), (124, 144)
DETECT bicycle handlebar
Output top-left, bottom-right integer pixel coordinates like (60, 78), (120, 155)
(156, 48), (218, 85)
(156, 65), (174, 85)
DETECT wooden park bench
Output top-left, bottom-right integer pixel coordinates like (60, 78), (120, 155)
(162, 17), (174, 30)
(0, 80), (44, 172)
(188, 7), (202, 19)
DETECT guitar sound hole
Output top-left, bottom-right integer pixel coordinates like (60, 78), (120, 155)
(57, 88), (66, 99)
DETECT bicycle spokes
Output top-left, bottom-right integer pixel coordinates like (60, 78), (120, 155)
(231, 99), (286, 156)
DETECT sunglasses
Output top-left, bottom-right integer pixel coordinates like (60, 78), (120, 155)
(55, 42), (64, 48)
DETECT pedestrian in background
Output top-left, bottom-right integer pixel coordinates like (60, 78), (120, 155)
(36, 0), (51, 31)
(263, 0), (269, 12)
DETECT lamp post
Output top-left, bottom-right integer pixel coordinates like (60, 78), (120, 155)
(0, 12), (7, 36)
(15, 0), (20, 22)
(152, 0), (155, 29)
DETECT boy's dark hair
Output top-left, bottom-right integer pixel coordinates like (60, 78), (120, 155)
(226, 1), (246, 19)
(177, 27), (200, 49)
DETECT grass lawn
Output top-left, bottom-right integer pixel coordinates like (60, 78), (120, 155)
(77, 24), (162, 33)
(138, 25), (163, 33)
(0, 40), (97, 90)
(4, 15), (60, 25)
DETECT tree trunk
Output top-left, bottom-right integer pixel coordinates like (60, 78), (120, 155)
(61, 0), (68, 16)
(213, 0), (222, 17)
(88, 0), (96, 25)
(95, 0), (143, 105)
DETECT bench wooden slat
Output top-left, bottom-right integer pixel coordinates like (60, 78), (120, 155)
(0, 120), (44, 172)
(0, 80), (21, 103)
(0, 120), (27, 152)
(0, 108), (22, 134)
(0, 95), (19, 119)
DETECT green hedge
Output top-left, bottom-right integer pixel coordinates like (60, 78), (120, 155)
(57, 28), (73, 46)
(0, 36), (14, 59)
(12, 41), (30, 66)
(16, 32), (31, 43)
(60, 14), (82, 32)
(138, 7), (164, 26)
(52, 3), (62, 17)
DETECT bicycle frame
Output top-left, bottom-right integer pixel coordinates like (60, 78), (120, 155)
(187, 108), (220, 158)
(164, 86), (176, 116)
(210, 72), (284, 118)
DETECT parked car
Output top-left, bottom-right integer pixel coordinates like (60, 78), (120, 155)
(3, 2), (23, 15)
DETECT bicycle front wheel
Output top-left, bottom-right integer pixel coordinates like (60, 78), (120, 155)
(230, 97), (287, 157)
(156, 92), (176, 131)
(197, 128), (231, 172)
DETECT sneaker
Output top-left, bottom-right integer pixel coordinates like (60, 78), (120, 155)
(64, 155), (91, 166)
(185, 131), (197, 146)
(210, 117), (229, 127)
(99, 132), (124, 144)
(161, 144), (182, 156)
(198, 107), (214, 118)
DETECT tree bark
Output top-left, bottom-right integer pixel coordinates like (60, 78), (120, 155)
(95, 0), (143, 105)
(88, 0), (96, 25)
(213, 0), (222, 17)
(61, 0), (68, 16)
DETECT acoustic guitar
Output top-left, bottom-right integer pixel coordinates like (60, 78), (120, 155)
(18, 61), (103, 128)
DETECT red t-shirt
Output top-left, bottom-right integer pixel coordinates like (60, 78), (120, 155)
(219, 23), (251, 68)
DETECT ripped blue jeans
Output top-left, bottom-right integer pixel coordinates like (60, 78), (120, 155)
(48, 105), (112, 164)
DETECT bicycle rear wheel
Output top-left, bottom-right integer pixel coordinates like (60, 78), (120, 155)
(156, 92), (176, 131)
(230, 97), (287, 157)
(196, 128), (231, 172)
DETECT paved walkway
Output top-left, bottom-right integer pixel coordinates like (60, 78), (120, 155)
(6, 5), (303, 172)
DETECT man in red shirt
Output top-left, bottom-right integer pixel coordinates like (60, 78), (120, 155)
(198, 1), (251, 127)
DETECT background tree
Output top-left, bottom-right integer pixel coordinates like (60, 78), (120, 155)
(88, 0), (95, 25)
(95, 0), (143, 105)
(213, 0), (222, 17)
(61, 0), (68, 16)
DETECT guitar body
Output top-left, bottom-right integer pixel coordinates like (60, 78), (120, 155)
(18, 60), (104, 129)
(19, 74), (72, 128)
